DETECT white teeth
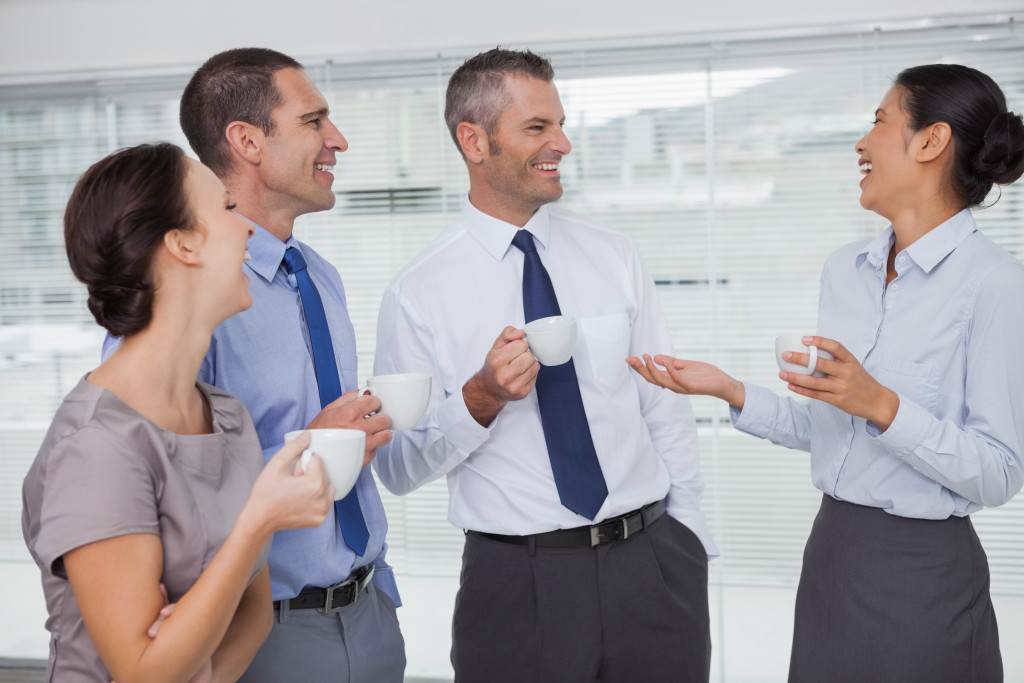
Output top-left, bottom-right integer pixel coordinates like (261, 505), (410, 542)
(315, 164), (334, 172)
(243, 250), (251, 262)
(534, 162), (559, 171)
(860, 162), (872, 174)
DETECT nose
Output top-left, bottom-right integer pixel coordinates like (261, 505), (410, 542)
(550, 125), (572, 156)
(855, 134), (866, 155)
(323, 117), (349, 153)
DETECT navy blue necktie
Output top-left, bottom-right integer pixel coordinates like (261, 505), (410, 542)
(283, 247), (369, 555)
(511, 230), (608, 520)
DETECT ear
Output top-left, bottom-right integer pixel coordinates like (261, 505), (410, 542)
(162, 228), (202, 266)
(457, 122), (488, 164)
(915, 121), (952, 163)
(225, 121), (264, 167)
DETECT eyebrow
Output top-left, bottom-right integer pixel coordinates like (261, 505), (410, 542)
(522, 115), (565, 126)
(875, 107), (886, 116)
(299, 108), (330, 122)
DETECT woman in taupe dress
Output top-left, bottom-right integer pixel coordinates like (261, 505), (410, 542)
(22, 143), (335, 682)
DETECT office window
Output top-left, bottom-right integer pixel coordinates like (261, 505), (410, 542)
(1, 14), (1023, 679)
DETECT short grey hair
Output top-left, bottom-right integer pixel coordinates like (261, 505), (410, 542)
(444, 48), (555, 158)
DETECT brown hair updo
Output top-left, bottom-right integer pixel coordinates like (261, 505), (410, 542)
(64, 143), (192, 337)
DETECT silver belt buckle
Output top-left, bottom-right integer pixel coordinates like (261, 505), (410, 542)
(589, 518), (630, 546)
(323, 583), (342, 614)
(323, 565), (375, 613)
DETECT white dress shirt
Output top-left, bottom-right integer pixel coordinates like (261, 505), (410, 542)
(734, 209), (1024, 519)
(374, 198), (716, 557)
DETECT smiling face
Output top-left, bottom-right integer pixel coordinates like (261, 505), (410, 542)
(259, 68), (348, 221)
(185, 158), (255, 317)
(854, 86), (924, 219)
(471, 76), (572, 226)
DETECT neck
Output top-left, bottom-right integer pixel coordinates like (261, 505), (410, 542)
(90, 298), (217, 434)
(467, 187), (541, 228)
(224, 177), (296, 243)
(887, 202), (962, 253)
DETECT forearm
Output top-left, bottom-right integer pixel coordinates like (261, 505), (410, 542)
(209, 569), (273, 683)
(374, 389), (489, 495)
(877, 396), (1024, 507)
(732, 383), (814, 452)
(121, 522), (271, 681)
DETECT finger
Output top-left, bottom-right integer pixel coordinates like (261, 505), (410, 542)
(366, 428), (393, 452)
(779, 371), (831, 393)
(651, 354), (683, 370)
(498, 338), (532, 363)
(350, 393), (383, 414)
(783, 350), (813, 368)
(279, 431), (311, 459)
(325, 390), (360, 408)
(640, 355), (674, 387)
(804, 336), (848, 360)
(298, 451), (326, 479)
(626, 356), (653, 380)
(507, 345), (539, 374)
(158, 582), (168, 605)
(362, 412), (392, 435)
(496, 326), (526, 348)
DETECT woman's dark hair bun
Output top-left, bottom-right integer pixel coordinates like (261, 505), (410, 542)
(64, 143), (191, 337)
(975, 110), (1024, 186)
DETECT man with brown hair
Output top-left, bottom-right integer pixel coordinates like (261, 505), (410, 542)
(171, 48), (405, 681)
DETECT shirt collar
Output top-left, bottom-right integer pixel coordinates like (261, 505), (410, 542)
(462, 196), (552, 260)
(240, 214), (301, 283)
(856, 208), (977, 274)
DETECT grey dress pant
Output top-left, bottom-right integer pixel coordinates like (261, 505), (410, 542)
(452, 512), (711, 682)
(238, 582), (406, 683)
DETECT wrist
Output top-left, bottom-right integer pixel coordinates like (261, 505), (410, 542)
(870, 388), (900, 432)
(463, 373), (504, 427)
(234, 500), (275, 547)
(725, 378), (746, 409)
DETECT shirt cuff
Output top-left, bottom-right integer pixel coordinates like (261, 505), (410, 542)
(433, 385), (492, 457)
(730, 382), (777, 439)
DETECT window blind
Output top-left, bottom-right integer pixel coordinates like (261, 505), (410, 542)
(1, 17), (1023, 599)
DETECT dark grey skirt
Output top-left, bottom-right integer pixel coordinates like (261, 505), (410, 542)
(789, 494), (1002, 683)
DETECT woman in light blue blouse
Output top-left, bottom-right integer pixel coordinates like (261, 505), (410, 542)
(629, 64), (1024, 682)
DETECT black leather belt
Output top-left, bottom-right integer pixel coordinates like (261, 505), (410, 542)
(273, 564), (375, 613)
(474, 499), (667, 548)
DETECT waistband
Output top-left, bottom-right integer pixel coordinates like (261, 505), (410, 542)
(471, 499), (667, 548)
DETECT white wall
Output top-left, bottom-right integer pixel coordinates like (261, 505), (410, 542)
(1, 0), (1022, 78)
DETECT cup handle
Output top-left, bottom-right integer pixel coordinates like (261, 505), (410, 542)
(358, 384), (375, 397)
(806, 345), (819, 375)
(299, 448), (314, 473)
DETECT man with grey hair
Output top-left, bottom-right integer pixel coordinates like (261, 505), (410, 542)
(374, 47), (716, 681)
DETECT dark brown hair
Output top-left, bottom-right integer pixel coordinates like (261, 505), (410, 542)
(179, 47), (302, 177)
(444, 47), (555, 158)
(895, 64), (1024, 208)
(64, 143), (191, 337)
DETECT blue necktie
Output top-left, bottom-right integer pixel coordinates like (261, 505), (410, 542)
(283, 247), (369, 555)
(511, 230), (608, 520)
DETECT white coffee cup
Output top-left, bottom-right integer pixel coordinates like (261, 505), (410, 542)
(775, 336), (833, 378)
(524, 315), (577, 366)
(358, 373), (432, 430)
(284, 428), (365, 500)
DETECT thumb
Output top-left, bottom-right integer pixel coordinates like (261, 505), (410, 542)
(273, 431), (311, 474)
